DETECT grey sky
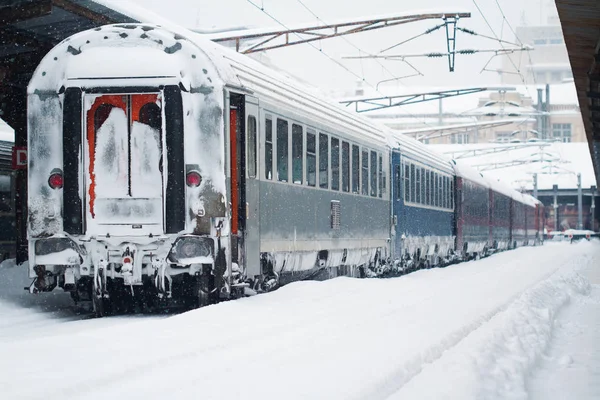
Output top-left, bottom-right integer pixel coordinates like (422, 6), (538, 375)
(130, 1), (557, 93)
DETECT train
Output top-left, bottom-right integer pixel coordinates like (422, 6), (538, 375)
(26, 23), (544, 316)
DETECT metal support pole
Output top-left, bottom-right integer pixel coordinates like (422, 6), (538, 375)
(591, 186), (596, 231)
(553, 184), (559, 231)
(577, 174), (583, 230)
(533, 173), (538, 199)
(444, 17), (457, 72)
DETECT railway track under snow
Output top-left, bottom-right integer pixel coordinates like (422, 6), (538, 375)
(0, 241), (598, 400)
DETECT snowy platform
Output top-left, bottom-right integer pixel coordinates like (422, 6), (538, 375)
(0, 241), (599, 400)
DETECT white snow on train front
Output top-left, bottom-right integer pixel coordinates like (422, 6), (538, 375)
(27, 24), (233, 312)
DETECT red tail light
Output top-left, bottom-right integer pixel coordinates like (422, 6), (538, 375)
(48, 173), (63, 189)
(186, 171), (202, 187)
(123, 256), (133, 265)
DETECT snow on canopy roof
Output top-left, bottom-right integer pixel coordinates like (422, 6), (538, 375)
(432, 143), (596, 191)
(512, 81), (579, 105)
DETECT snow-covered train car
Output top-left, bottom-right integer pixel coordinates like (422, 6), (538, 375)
(389, 136), (456, 270)
(27, 23), (391, 315)
(453, 161), (492, 258)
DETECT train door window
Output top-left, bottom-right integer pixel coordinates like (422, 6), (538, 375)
(438, 175), (443, 208)
(420, 168), (426, 205)
(445, 177), (450, 209)
(430, 171), (435, 206)
(342, 141), (350, 192)
(395, 165), (401, 200)
(425, 170), (430, 205)
(410, 164), (415, 203)
(276, 118), (288, 182)
(292, 123), (303, 184)
(403, 163), (410, 202)
(434, 174), (438, 207)
(306, 130), (316, 187)
(247, 116), (257, 179)
(378, 153), (384, 198)
(361, 150), (369, 195)
(450, 179), (454, 209)
(415, 167), (421, 204)
(440, 175), (444, 208)
(370, 150), (377, 197)
(319, 133), (329, 189)
(265, 116), (273, 180)
(331, 137), (340, 191)
(351, 145), (359, 194)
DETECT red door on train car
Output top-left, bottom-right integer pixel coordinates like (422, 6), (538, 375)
(84, 93), (164, 237)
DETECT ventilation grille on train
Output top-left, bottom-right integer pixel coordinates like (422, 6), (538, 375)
(331, 200), (341, 230)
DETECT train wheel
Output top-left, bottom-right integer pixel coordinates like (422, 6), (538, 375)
(92, 292), (112, 317)
(196, 269), (215, 308)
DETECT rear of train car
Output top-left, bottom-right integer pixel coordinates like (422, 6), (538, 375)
(27, 24), (237, 314)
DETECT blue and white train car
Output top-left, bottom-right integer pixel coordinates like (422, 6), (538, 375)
(390, 136), (456, 270)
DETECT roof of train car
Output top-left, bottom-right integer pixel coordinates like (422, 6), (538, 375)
(453, 159), (535, 206)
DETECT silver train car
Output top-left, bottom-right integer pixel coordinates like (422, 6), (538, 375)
(26, 23), (540, 316)
(27, 23), (391, 315)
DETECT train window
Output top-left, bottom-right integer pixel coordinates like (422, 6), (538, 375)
(438, 175), (443, 208)
(292, 124), (303, 184)
(370, 151), (377, 197)
(277, 118), (288, 182)
(414, 167), (421, 204)
(331, 137), (340, 191)
(351, 145), (359, 194)
(378, 154), (383, 198)
(425, 170), (430, 205)
(342, 141), (350, 192)
(361, 150), (369, 196)
(420, 168), (426, 205)
(395, 165), (401, 200)
(430, 171), (434, 206)
(319, 133), (329, 189)
(445, 177), (450, 209)
(410, 164), (415, 203)
(450, 179), (454, 209)
(306, 130), (316, 187)
(247, 116), (257, 179)
(442, 176), (447, 208)
(433, 174), (438, 207)
(403, 163), (410, 202)
(265, 117), (273, 180)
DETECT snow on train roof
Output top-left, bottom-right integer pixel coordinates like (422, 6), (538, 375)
(452, 160), (490, 188)
(452, 159), (535, 205)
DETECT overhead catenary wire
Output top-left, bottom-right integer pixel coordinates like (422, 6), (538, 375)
(492, 0), (538, 87)
(294, 0), (423, 87)
(471, 0), (533, 98)
(245, 0), (437, 128)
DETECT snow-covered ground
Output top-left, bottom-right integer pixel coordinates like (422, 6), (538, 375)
(0, 241), (598, 400)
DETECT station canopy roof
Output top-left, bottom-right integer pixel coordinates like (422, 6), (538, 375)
(0, 0), (137, 130)
(555, 0), (600, 186)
